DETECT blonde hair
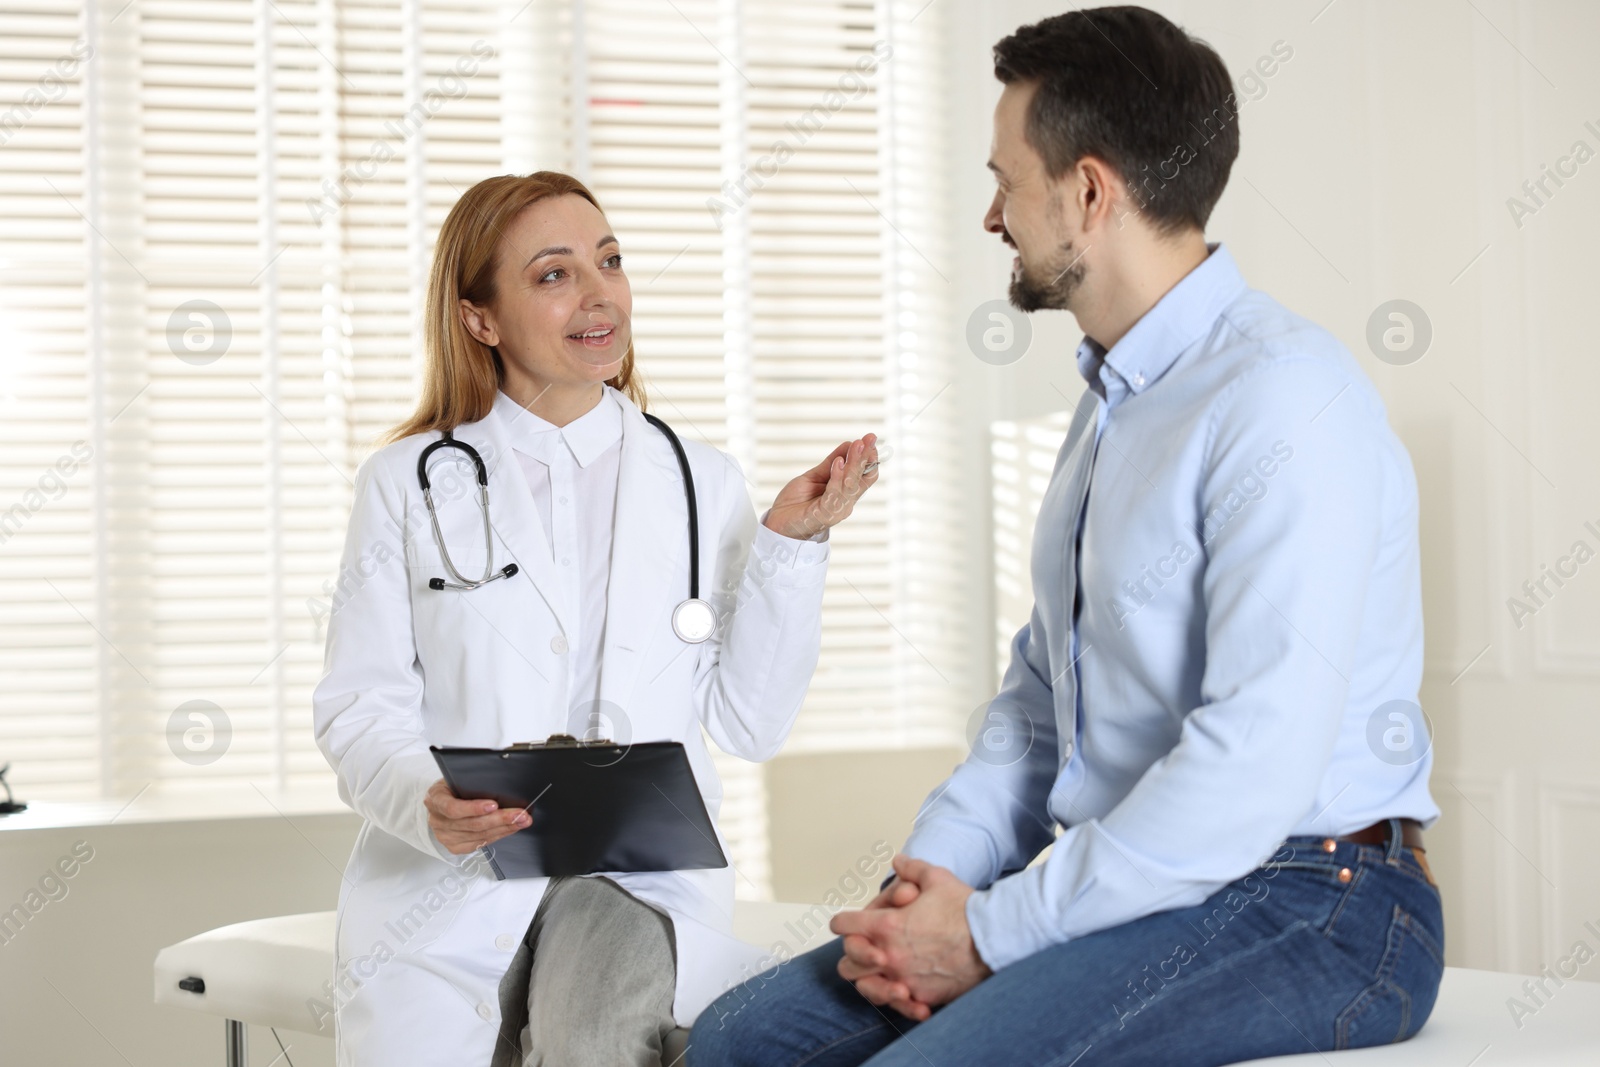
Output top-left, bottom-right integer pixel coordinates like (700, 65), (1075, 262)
(387, 171), (647, 442)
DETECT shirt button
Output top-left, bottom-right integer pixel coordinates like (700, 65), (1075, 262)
(1132, 373), (1146, 387)
(476, 1003), (493, 1020)
(1063, 742), (1075, 759)
(559, 496), (569, 504)
(550, 635), (568, 654)
(562, 557), (571, 566)
(495, 934), (516, 951)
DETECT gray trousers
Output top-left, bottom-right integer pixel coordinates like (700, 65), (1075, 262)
(490, 874), (681, 1067)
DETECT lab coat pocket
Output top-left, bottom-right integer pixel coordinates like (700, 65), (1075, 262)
(404, 541), (448, 591)
(405, 541), (444, 572)
(405, 539), (476, 662)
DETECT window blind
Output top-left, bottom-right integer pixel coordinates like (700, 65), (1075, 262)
(0, 0), (95, 792)
(990, 410), (1072, 687)
(0, 0), (972, 895)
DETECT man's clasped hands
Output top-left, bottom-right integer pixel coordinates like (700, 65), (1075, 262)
(827, 855), (994, 1022)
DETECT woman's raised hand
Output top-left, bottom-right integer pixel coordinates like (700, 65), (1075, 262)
(425, 778), (531, 855)
(763, 434), (881, 540)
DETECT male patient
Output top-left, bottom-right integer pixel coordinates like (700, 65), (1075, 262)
(690, 7), (1442, 1065)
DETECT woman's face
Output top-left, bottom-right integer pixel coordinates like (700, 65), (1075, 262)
(459, 193), (633, 399)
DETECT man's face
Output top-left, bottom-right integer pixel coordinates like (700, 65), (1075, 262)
(983, 81), (1087, 312)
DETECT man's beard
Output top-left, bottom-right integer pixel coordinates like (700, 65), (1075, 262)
(1009, 239), (1086, 313)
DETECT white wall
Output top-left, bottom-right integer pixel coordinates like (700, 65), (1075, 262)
(0, 811), (357, 1066)
(946, 0), (1600, 977)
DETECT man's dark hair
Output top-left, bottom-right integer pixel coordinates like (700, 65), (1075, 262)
(993, 6), (1239, 235)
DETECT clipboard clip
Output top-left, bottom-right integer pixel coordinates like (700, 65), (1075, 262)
(506, 732), (617, 751)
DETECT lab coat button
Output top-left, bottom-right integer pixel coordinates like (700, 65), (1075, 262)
(476, 1003), (493, 1020)
(550, 635), (568, 654)
(495, 933), (516, 951)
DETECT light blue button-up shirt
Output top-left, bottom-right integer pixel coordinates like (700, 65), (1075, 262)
(902, 244), (1438, 971)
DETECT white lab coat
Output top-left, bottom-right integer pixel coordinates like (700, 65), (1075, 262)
(311, 389), (827, 1066)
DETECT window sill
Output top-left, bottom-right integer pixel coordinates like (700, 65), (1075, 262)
(0, 781), (353, 834)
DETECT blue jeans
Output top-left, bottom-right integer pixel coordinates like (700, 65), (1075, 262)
(689, 822), (1444, 1066)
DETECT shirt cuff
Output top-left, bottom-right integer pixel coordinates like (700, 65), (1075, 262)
(754, 509), (830, 567)
(964, 866), (1057, 972)
(900, 826), (1001, 891)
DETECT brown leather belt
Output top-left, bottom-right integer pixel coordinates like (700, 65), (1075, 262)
(1329, 817), (1424, 852)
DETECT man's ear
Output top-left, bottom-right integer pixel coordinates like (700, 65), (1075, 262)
(1073, 155), (1126, 235)
(458, 297), (498, 347)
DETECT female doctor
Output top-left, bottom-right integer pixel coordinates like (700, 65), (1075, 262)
(312, 171), (879, 1067)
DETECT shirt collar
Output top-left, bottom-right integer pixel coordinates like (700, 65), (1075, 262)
(1075, 242), (1247, 403)
(491, 385), (623, 468)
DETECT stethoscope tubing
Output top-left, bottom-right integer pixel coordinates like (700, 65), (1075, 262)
(417, 431), (520, 591)
(641, 412), (699, 605)
(416, 413), (712, 640)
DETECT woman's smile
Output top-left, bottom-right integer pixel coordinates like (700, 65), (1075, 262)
(567, 322), (618, 350)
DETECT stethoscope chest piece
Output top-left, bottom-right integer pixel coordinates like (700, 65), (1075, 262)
(672, 597), (717, 644)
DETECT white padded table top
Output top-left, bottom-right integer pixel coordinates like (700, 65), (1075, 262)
(151, 903), (825, 1038)
(1247, 967), (1600, 1065)
(157, 908), (1600, 1063)
(154, 911), (338, 1037)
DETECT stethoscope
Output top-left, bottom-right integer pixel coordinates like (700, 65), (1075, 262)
(414, 413), (717, 643)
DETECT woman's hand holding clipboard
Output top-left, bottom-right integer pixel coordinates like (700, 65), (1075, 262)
(425, 778), (533, 855)
(428, 734), (728, 880)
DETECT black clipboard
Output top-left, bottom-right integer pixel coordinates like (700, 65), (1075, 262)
(430, 734), (728, 880)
